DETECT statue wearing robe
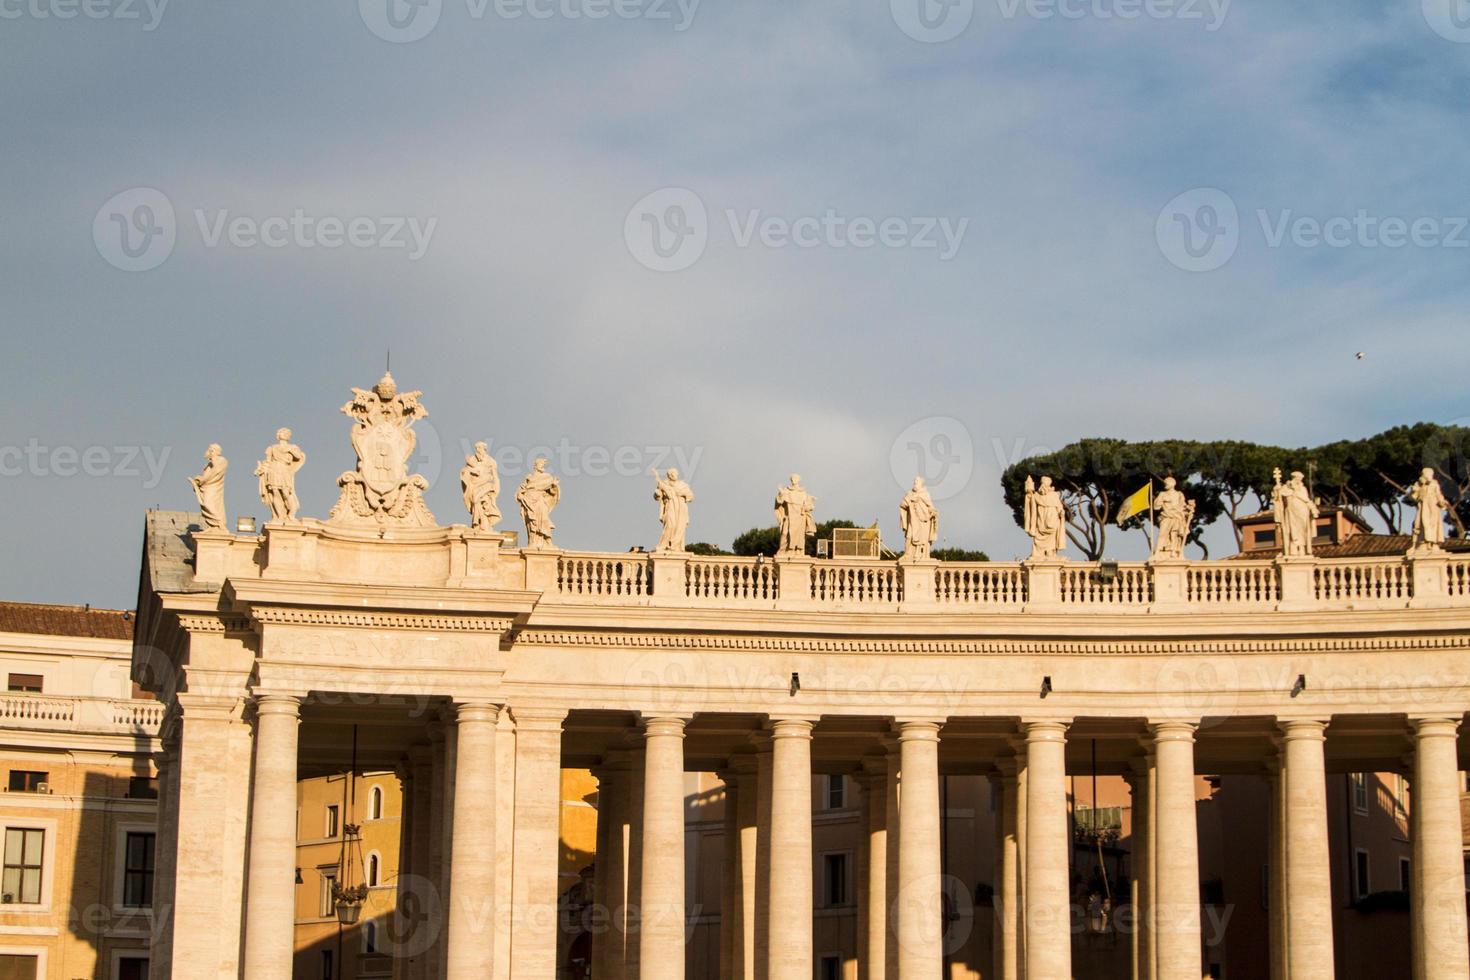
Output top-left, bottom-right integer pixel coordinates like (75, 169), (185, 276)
(1276, 471), (1319, 557)
(517, 458), (561, 549)
(461, 442), (502, 532)
(899, 477), (939, 561)
(1024, 475), (1067, 560)
(652, 468), (694, 553)
(775, 475), (816, 556)
(1410, 467), (1448, 552)
(189, 444), (229, 531)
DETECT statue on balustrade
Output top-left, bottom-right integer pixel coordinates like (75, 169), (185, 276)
(899, 476), (939, 561)
(1150, 476), (1194, 560)
(188, 444), (229, 531)
(255, 428), (305, 523)
(517, 458), (561, 550)
(329, 372), (436, 528)
(460, 442), (502, 532)
(1409, 467), (1449, 553)
(651, 467), (694, 553)
(1273, 469), (1319, 558)
(774, 474), (817, 556)
(1023, 475), (1067, 560)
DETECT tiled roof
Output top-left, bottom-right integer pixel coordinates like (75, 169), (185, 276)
(0, 601), (135, 640)
(1232, 535), (1470, 560)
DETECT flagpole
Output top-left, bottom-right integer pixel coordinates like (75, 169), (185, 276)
(1141, 481), (1154, 553)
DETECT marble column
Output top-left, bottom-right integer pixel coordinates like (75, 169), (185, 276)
(859, 758), (889, 980)
(1022, 720), (1070, 980)
(393, 760), (413, 980)
(1411, 716), (1470, 980)
(509, 708), (567, 980)
(767, 718), (815, 980)
(439, 713), (459, 979)
(993, 759), (1020, 980)
(1150, 721), (1201, 980)
(1124, 763), (1151, 980)
(407, 744), (434, 980)
(1266, 762), (1286, 980)
(884, 740), (902, 980)
(1280, 719), (1334, 980)
(640, 716), (689, 980)
(242, 693), (301, 980)
(896, 720), (944, 980)
(733, 759), (758, 980)
(427, 724), (448, 971)
(718, 769), (739, 980)
(592, 763), (625, 980)
(753, 737), (773, 980)
(447, 702), (500, 978)
(149, 738), (180, 980)
(625, 746), (647, 980)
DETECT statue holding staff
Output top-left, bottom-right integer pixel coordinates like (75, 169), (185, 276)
(1409, 467), (1449, 553)
(652, 468), (694, 553)
(899, 476), (939, 561)
(1024, 475), (1067, 560)
(1150, 476), (1194, 560)
(774, 474), (816, 556)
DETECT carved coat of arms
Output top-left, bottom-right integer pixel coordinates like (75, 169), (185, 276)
(328, 373), (437, 528)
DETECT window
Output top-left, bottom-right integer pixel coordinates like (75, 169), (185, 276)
(819, 954), (841, 980)
(7, 772), (47, 794)
(0, 954), (39, 980)
(3, 828), (44, 904)
(320, 950), (333, 980)
(127, 777), (158, 800)
(1254, 528), (1277, 548)
(319, 869), (338, 918)
(6, 674), (41, 694)
(823, 853), (849, 907)
(325, 805), (339, 839)
(825, 775), (845, 810)
(369, 786), (384, 821)
(364, 920), (380, 955)
(1401, 857), (1412, 892)
(122, 832), (155, 908)
(1355, 849), (1371, 901)
(1351, 772), (1368, 814)
(116, 956), (148, 980)
(367, 852), (381, 888)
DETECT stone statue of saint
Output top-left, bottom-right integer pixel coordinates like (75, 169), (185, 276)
(516, 458), (561, 550)
(1023, 475), (1067, 560)
(1409, 467), (1448, 553)
(461, 442), (502, 532)
(188, 444), (228, 531)
(652, 468), (694, 553)
(255, 428), (305, 523)
(1274, 470), (1319, 558)
(1150, 476), (1195, 560)
(329, 373), (435, 527)
(774, 474), (817, 556)
(899, 476), (939, 561)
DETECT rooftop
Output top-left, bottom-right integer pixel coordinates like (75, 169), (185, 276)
(0, 601), (135, 640)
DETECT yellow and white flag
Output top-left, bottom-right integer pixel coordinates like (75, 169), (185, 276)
(1117, 482), (1152, 525)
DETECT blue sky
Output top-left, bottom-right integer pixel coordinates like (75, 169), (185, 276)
(3, 0), (1469, 607)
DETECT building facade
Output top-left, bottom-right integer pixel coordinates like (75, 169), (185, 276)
(0, 602), (163, 980)
(133, 377), (1470, 980)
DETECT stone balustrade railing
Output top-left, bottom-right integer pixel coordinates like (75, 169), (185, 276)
(0, 694), (164, 735)
(199, 522), (1470, 615)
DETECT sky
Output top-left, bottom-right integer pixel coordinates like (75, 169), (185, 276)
(3, 0), (1469, 608)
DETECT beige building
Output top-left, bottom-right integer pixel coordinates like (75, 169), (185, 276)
(0, 602), (163, 980)
(134, 375), (1470, 980)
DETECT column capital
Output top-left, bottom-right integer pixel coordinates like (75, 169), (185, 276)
(251, 693), (302, 717)
(452, 701), (502, 725)
(509, 706), (569, 732)
(1019, 719), (1070, 743)
(642, 715), (689, 739)
(1147, 719), (1199, 742)
(1409, 715), (1463, 736)
(892, 718), (946, 740)
(1277, 717), (1330, 741)
(768, 717), (816, 739)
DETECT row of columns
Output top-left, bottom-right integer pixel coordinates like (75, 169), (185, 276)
(152, 699), (1470, 980)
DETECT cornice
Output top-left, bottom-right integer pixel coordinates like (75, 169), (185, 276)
(249, 607), (512, 633)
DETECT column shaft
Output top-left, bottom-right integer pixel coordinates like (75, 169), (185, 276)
(242, 694), (301, 980)
(150, 741), (180, 980)
(1023, 721), (1070, 980)
(407, 746), (434, 980)
(1281, 719), (1334, 980)
(1151, 722), (1202, 980)
(884, 742), (901, 980)
(1126, 769), (1150, 980)
(640, 717), (689, 980)
(861, 762), (889, 980)
(447, 703), (500, 978)
(719, 772), (739, 980)
(439, 718), (459, 980)
(509, 708), (567, 980)
(994, 762), (1020, 980)
(735, 766), (759, 980)
(767, 719), (815, 980)
(897, 721), (944, 980)
(1412, 717), (1470, 980)
(1266, 765), (1286, 980)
